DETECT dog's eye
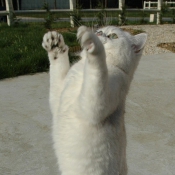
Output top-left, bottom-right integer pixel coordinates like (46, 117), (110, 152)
(96, 31), (103, 36)
(107, 33), (118, 39)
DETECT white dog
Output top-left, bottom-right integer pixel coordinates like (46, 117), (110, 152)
(42, 26), (147, 175)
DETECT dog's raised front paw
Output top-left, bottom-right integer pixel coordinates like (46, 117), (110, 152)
(42, 31), (66, 53)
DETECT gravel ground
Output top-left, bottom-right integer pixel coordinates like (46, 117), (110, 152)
(122, 24), (175, 55)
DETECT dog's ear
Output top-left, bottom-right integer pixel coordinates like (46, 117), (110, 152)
(133, 33), (147, 53)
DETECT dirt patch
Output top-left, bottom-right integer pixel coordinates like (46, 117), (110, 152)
(122, 28), (145, 35)
(50, 28), (77, 33)
(157, 42), (175, 53)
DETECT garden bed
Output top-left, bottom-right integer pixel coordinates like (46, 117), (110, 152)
(157, 42), (175, 53)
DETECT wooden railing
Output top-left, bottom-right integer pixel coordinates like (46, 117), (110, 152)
(1, 0), (171, 26)
(144, 1), (175, 9)
(0, 8), (161, 26)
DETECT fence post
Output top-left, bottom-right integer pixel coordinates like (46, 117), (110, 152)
(149, 1), (151, 9)
(1, 0), (5, 6)
(5, 0), (14, 26)
(118, 0), (125, 25)
(143, 1), (146, 9)
(69, 0), (76, 27)
(17, 0), (20, 10)
(157, 0), (162, 24)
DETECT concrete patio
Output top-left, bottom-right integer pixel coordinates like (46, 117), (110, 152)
(0, 53), (175, 175)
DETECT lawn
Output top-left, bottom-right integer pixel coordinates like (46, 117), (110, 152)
(2, 18), (173, 80)
(17, 10), (175, 19)
(0, 22), (78, 79)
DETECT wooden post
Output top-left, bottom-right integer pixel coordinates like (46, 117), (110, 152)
(17, 0), (20, 10)
(5, 0), (14, 26)
(149, 1), (151, 9)
(118, 0), (125, 25)
(105, 0), (107, 8)
(157, 0), (162, 24)
(54, 0), (57, 9)
(143, 1), (146, 9)
(70, 0), (76, 27)
(1, 0), (5, 6)
(90, 0), (92, 9)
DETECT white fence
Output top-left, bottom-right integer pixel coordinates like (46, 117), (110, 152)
(144, 1), (175, 9)
(0, 0), (169, 26)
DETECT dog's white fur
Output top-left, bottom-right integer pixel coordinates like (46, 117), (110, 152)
(42, 26), (147, 175)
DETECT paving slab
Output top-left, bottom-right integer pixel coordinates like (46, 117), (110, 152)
(0, 53), (175, 175)
(126, 53), (175, 175)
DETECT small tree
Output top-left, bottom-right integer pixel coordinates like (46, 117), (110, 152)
(96, 1), (108, 26)
(42, 1), (54, 29)
(160, 1), (169, 24)
(54, 0), (57, 9)
(70, 0), (82, 27)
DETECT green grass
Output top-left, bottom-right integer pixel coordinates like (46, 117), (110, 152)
(0, 23), (78, 79)
(17, 10), (175, 18)
(0, 11), (173, 80)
